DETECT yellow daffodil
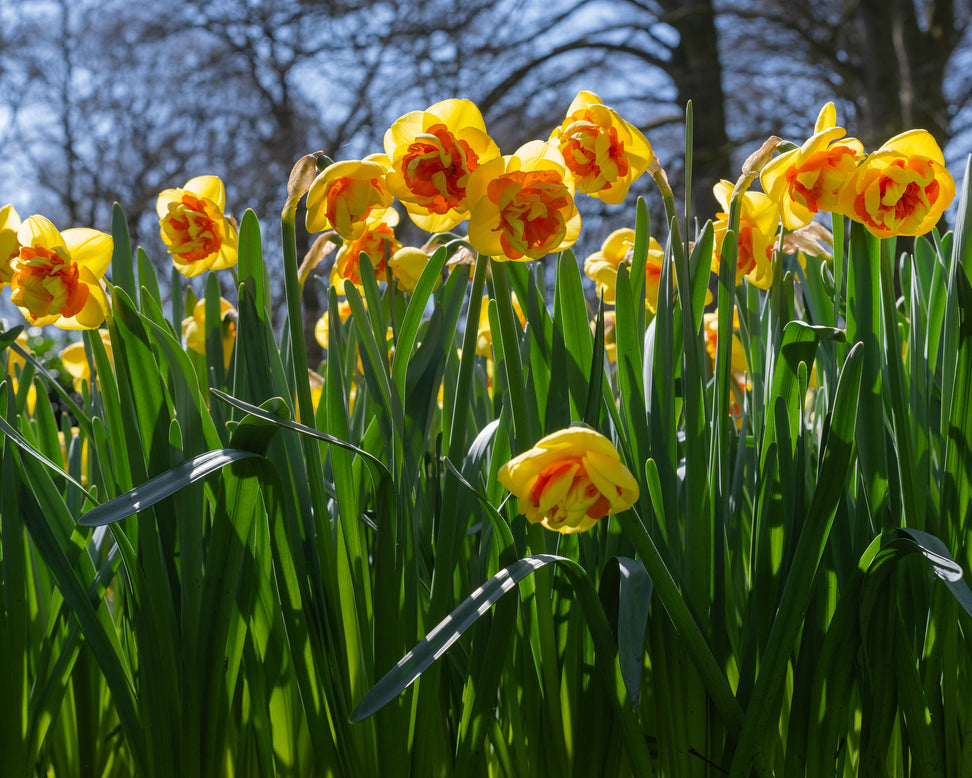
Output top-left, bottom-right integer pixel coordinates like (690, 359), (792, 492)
(760, 103), (864, 230)
(476, 294), (526, 358)
(157, 175), (238, 278)
(60, 330), (113, 392)
(467, 140), (581, 261)
(837, 130), (955, 238)
(1, 204), (21, 285)
(314, 299), (353, 351)
(7, 333), (37, 414)
(333, 211), (402, 287)
(10, 215), (111, 329)
(583, 228), (666, 311)
(305, 155), (394, 240)
(58, 427), (90, 484)
(498, 427), (639, 534)
(384, 98), (501, 233)
(594, 310), (617, 363)
(702, 310), (748, 376)
(703, 309), (750, 428)
(388, 246), (439, 294)
(712, 180), (780, 289)
(181, 297), (237, 369)
(551, 91), (653, 204)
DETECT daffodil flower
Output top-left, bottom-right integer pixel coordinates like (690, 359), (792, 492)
(583, 228), (666, 311)
(1, 204), (21, 285)
(711, 180), (780, 289)
(467, 140), (581, 261)
(760, 103), (864, 230)
(305, 155), (394, 240)
(384, 99), (500, 233)
(332, 210), (402, 287)
(10, 215), (111, 329)
(182, 297), (237, 369)
(475, 294), (526, 358)
(551, 91), (653, 204)
(314, 299), (353, 351)
(388, 246), (438, 294)
(837, 129), (955, 238)
(60, 330), (113, 392)
(498, 427), (639, 534)
(157, 175), (238, 278)
(7, 333), (37, 414)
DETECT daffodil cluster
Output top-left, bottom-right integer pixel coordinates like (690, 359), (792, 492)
(708, 103), (955, 290)
(302, 93), (653, 288)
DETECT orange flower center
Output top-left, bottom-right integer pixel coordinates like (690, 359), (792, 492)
(325, 177), (384, 234)
(735, 222), (773, 279)
(487, 169), (572, 260)
(853, 158), (943, 235)
(559, 116), (628, 190)
(528, 457), (612, 523)
(12, 244), (89, 321)
(161, 193), (223, 262)
(401, 123), (479, 213)
(338, 223), (401, 285)
(785, 145), (859, 213)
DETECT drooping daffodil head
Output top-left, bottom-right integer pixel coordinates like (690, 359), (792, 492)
(157, 175), (239, 278)
(10, 215), (112, 329)
(583, 228), (666, 311)
(467, 140), (581, 261)
(388, 246), (439, 295)
(760, 102), (865, 230)
(711, 180), (780, 290)
(837, 129), (955, 238)
(384, 98), (500, 233)
(584, 228), (635, 305)
(305, 154), (394, 240)
(181, 297), (237, 369)
(60, 330), (113, 392)
(498, 426), (640, 534)
(551, 91), (653, 204)
(476, 293), (526, 358)
(314, 299), (353, 352)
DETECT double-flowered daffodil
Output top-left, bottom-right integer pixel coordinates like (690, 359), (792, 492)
(760, 103), (864, 230)
(1, 205), (21, 285)
(305, 154), (394, 240)
(837, 130), (955, 238)
(467, 140), (581, 261)
(60, 330), (113, 392)
(583, 227), (667, 312)
(384, 99), (500, 233)
(10, 215), (112, 329)
(551, 91), (653, 204)
(332, 210), (402, 287)
(157, 175), (238, 277)
(388, 246), (439, 294)
(712, 180), (780, 290)
(182, 297), (237, 369)
(498, 427), (639, 534)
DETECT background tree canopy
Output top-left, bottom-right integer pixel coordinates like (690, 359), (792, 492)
(1, 0), (970, 317)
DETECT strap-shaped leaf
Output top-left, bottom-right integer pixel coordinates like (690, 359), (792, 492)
(78, 449), (264, 527)
(0, 412), (94, 503)
(599, 556), (653, 706)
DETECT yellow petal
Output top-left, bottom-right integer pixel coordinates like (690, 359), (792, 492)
(184, 175), (227, 211)
(63, 228), (112, 278)
(813, 102), (837, 133)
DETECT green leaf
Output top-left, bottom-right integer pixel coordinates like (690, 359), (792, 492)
(78, 448), (266, 527)
(599, 556), (653, 706)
